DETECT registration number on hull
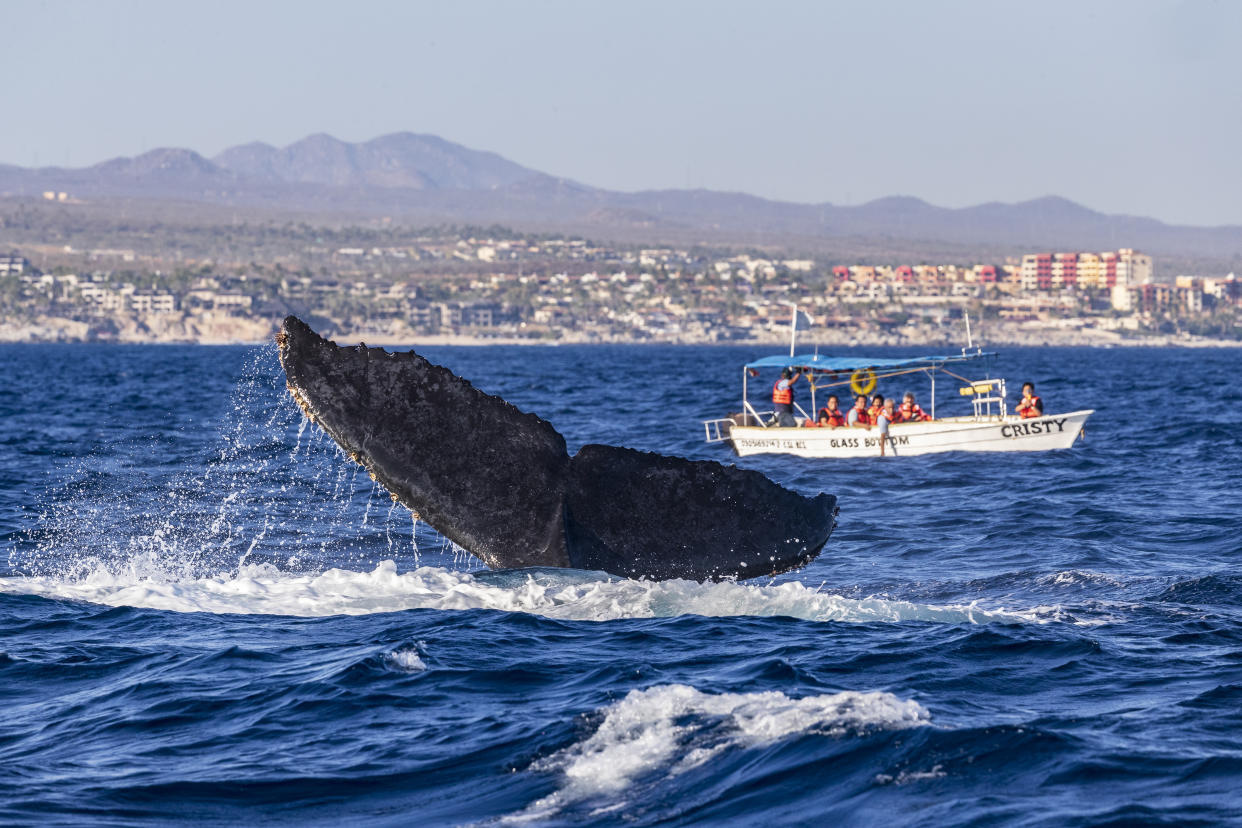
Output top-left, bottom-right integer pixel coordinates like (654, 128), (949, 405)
(734, 434), (912, 451)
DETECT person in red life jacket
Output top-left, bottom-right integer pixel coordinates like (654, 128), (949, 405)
(899, 391), (933, 422)
(877, 398), (899, 456)
(868, 394), (885, 423)
(848, 394), (872, 428)
(1016, 381), (1043, 419)
(816, 394), (847, 429)
(771, 367), (803, 427)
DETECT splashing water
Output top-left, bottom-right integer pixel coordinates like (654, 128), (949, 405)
(12, 345), (431, 585)
(386, 646), (427, 672)
(0, 559), (1061, 624)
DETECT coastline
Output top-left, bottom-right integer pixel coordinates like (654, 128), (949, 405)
(1, 313), (1238, 348)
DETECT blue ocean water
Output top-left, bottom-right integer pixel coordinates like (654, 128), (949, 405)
(2, 341), (1241, 826)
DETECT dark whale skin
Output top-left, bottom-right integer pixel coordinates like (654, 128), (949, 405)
(566, 444), (837, 581)
(277, 316), (837, 581)
(278, 315), (571, 570)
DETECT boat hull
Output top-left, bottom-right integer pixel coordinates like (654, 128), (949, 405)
(728, 410), (1093, 458)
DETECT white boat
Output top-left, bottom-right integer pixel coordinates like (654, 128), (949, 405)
(703, 349), (1093, 458)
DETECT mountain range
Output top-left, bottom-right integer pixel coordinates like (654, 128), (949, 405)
(2, 132), (1240, 260)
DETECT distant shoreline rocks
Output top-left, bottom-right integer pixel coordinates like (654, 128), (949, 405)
(0, 314), (1238, 348)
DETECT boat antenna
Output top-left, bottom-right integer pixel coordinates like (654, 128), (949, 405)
(963, 311), (973, 354)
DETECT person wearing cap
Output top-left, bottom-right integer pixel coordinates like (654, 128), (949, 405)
(771, 367), (803, 427)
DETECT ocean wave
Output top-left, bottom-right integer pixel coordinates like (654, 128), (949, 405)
(1150, 574), (1242, 608)
(509, 684), (930, 822)
(0, 561), (1045, 624)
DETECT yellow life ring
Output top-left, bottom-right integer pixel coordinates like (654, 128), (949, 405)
(850, 368), (877, 396)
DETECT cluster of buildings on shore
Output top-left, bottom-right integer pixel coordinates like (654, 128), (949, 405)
(1, 258), (253, 316)
(825, 249), (1236, 316)
(829, 250), (1155, 306)
(1, 240), (1239, 343)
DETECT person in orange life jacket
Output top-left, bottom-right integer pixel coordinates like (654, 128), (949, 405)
(868, 394), (885, 423)
(804, 411), (831, 427)
(816, 394), (847, 429)
(771, 367), (803, 427)
(877, 398), (899, 456)
(847, 394), (872, 428)
(899, 391), (932, 422)
(1016, 381), (1043, 419)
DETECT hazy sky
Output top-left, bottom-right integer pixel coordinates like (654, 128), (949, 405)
(4, 0), (1240, 225)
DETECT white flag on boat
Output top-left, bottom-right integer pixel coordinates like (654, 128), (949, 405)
(788, 305), (814, 356)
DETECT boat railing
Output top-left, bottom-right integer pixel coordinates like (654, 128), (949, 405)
(703, 407), (768, 443)
(704, 398), (817, 441)
(703, 418), (732, 443)
(959, 378), (1008, 420)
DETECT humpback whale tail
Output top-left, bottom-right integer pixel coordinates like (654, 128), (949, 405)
(277, 316), (837, 581)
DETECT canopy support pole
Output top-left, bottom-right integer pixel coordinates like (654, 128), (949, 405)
(742, 366), (748, 422)
(789, 304), (798, 357)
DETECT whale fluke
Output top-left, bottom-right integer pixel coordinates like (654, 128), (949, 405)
(277, 316), (837, 581)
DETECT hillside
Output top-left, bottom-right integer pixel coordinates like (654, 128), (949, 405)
(2, 133), (1240, 262)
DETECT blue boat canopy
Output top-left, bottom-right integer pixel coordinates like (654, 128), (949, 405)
(744, 352), (996, 372)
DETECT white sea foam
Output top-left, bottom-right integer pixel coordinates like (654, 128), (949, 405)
(386, 647), (426, 672)
(509, 684), (929, 822)
(1040, 569), (1126, 588)
(875, 764), (947, 785)
(0, 561), (1045, 623)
